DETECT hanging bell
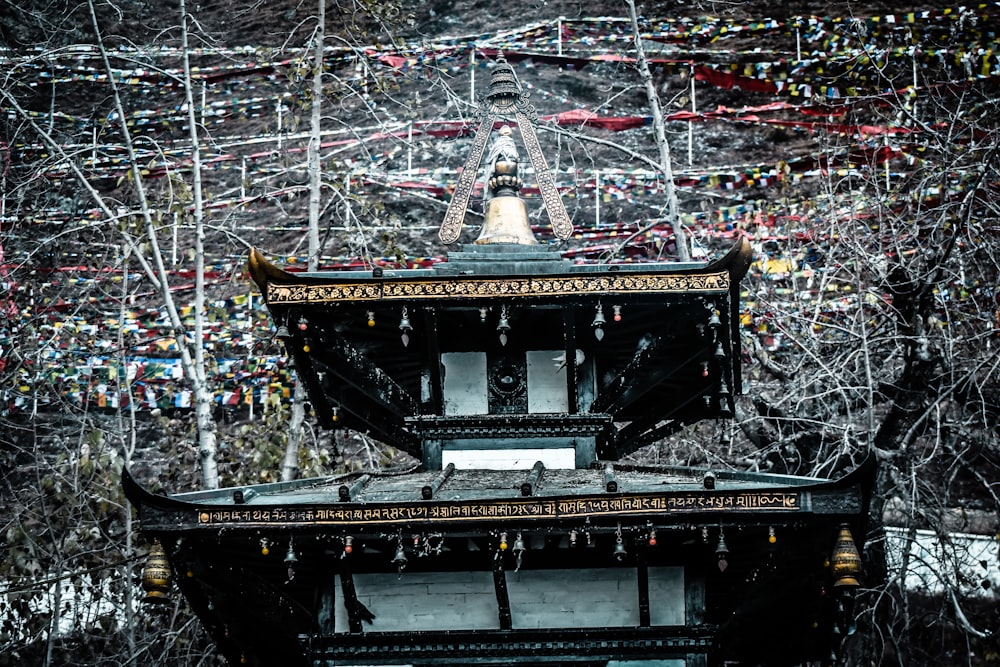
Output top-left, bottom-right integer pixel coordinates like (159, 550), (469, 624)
(512, 533), (526, 555)
(392, 544), (408, 567)
(275, 324), (291, 339)
(714, 342), (726, 360)
(716, 532), (729, 572)
(592, 304), (607, 341)
(497, 306), (511, 346)
(142, 538), (173, 605)
(284, 541), (298, 565)
(718, 381), (733, 418)
(613, 535), (628, 561)
(708, 309), (721, 329)
(399, 307), (413, 347)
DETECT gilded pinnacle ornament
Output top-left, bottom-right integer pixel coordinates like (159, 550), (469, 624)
(438, 55), (573, 244)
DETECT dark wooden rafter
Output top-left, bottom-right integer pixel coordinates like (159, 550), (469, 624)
(421, 462), (455, 499)
(288, 344), (335, 426)
(604, 371), (715, 459)
(604, 462), (619, 493)
(328, 388), (420, 454)
(520, 460), (545, 496)
(590, 333), (665, 414)
(295, 336), (423, 454)
(614, 419), (687, 457)
(591, 336), (712, 417)
(338, 474), (371, 502)
(493, 549), (513, 630)
(315, 556), (336, 635)
(684, 566), (708, 667)
(637, 545), (651, 627)
(338, 559), (374, 633)
(296, 326), (421, 453)
(611, 377), (711, 454)
(728, 280), (743, 397)
(310, 327), (418, 417)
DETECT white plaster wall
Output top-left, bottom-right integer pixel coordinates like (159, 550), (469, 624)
(441, 352), (488, 415)
(442, 447), (576, 470)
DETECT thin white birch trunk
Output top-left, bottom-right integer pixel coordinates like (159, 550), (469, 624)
(283, 0), (325, 481)
(625, 0), (691, 262)
(180, 0), (220, 489)
(81, 0), (219, 488)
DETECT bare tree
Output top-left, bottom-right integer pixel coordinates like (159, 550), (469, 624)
(282, 0), (327, 483)
(624, 0), (690, 262)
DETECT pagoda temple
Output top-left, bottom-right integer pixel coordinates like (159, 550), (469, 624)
(125, 56), (873, 667)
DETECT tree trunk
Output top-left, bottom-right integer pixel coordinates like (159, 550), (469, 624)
(282, 0), (325, 482)
(625, 0), (690, 262)
(82, 0), (220, 489)
(180, 0), (219, 489)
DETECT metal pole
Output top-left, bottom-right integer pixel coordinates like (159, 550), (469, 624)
(407, 122), (413, 175)
(247, 291), (254, 422)
(277, 102), (283, 150)
(470, 47), (476, 105)
(557, 17), (564, 56)
(688, 65), (696, 166)
(594, 169), (600, 227)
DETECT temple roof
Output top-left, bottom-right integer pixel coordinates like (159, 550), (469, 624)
(124, 456), (872, 533)
(246, 237), (753, 463)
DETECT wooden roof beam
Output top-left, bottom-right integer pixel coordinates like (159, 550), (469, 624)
(307, 328), (418, 418)
(303, 347), (420, 452)
(591, 338), (710, 417)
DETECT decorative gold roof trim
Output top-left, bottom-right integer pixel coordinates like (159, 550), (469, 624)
(194, 490), (802, 528)
(249, 237), (752, 304)
(266, 271), (730, 304)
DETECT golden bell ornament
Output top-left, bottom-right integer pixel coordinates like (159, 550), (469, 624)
(476, 195), (535, 245)
(830, 523), (863, 588)
(476, 156), (536, 245)
(142, 538), (173, 604)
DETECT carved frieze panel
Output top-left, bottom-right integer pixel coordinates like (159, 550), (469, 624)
(267, 271), (731, 304)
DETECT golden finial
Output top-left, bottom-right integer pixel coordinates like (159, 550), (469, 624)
(438, 55), (573, 245)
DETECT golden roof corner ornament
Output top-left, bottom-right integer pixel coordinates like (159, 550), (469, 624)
(438, 55), (573, 245)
